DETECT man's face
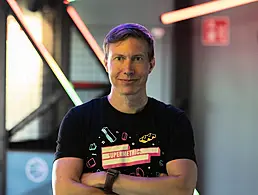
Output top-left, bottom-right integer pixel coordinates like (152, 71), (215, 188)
(104, 37), (155, 96)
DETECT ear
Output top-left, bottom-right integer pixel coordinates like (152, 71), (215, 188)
(103, 58), (108, 73)
(149, 58), (156, 73)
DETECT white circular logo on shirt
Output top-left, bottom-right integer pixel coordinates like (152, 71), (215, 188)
(25, 157), (49, 183)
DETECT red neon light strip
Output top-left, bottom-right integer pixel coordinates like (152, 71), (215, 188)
(161, 0), (258, 24)
(72, 82), (109, 89)
(6, 0), (83, 106)
(66, 6), (105, 65)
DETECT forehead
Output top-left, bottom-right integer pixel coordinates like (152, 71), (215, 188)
(108, 37), (148, 55)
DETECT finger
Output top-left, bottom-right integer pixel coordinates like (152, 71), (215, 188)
(159, 173), (168, 177)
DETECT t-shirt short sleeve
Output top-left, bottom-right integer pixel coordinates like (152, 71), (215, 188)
(165, 112), (197, 164)
(54, 107), (86, 161)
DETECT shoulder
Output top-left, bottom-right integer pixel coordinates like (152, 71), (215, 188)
(70, 96), (106, 114)
(148, 97), (185, 119)
(62, 97), (106, 123)
(59, 97), (106, 133)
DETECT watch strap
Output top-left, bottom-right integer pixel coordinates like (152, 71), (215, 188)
(104, 169), (119, 194)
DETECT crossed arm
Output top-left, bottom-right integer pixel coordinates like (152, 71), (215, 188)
(52, 157), (197, 195)
(52, 157), (108, 195)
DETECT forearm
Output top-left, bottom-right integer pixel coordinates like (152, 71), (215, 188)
(53, 179), (106, 195)
(112, 174), (194, 195)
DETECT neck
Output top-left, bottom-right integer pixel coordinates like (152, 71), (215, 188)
(107, 89), (148, 114)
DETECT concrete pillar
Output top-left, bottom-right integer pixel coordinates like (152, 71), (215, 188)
(0, 1), (7, 194)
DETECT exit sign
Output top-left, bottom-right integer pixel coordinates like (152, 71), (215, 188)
(202, 16), (230, 46)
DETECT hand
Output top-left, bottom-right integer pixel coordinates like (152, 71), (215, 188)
(81, 172), (119, 194)
(80, 171), (106, 188)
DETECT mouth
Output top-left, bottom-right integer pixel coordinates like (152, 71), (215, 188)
(118, 79), (138, 83)
(119, 79), (136, 81)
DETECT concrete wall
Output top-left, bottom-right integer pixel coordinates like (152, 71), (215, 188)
(191, 2), (258, 194)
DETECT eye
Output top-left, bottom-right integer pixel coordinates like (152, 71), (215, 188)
(114, 56), (124, 61)
(133, 56), (144, 61)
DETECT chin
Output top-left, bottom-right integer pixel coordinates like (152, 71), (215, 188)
(112, 85), (142, 96)
(120, 91), (137, 96)
(119, 88), (139, 96)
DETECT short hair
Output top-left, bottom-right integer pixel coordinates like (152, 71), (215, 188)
(103, 23), (154, 62)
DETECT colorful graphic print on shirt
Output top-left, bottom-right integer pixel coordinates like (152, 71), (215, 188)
(84, 127), (167, 177)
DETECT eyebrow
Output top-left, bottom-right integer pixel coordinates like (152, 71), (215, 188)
(112, 53), (146, 57)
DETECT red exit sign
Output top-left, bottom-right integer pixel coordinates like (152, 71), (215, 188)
(202, 16), (230, 46)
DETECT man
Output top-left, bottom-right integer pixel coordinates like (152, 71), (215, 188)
(52, 23), (197, 195)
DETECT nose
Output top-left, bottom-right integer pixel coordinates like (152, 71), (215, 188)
(124, 71), (134, 77)
(123, 59), (134, 76)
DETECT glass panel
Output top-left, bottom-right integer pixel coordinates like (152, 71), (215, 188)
(6, 15), (43, 141)
(6, 14), (73, 151)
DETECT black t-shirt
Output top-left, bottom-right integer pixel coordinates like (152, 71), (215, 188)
(55, 96), (196, 177)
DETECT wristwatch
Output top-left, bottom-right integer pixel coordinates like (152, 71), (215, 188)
(103, 168), (120, 194)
